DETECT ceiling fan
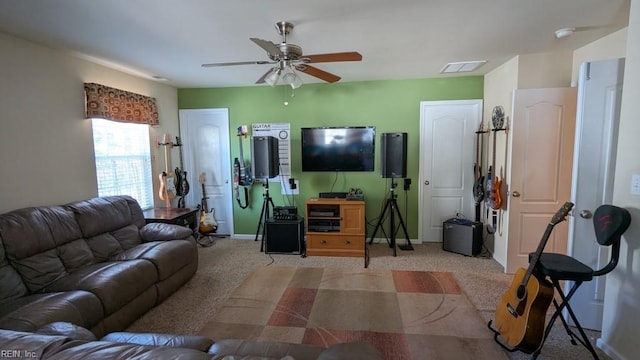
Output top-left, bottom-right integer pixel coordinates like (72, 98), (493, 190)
(201, 21), (362, 88)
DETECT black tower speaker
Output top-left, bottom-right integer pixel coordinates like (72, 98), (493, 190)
(380, 132), (407, 178)
(265, 218), (305, 255)
(252, 136), (280, 179)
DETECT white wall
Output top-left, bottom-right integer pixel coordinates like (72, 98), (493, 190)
(600, 0), (640, 358)
(572, 28), (628, 85)
(0, 32), (180, 213)
(482, 56), (519, 266)
(517, 51), (573, 88)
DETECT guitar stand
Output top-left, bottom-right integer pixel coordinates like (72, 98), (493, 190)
(487, 320), (521, 353)
(368, 180), (412, 256)
(254, 179), (275, 252)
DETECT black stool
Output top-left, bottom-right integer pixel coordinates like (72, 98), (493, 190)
(530, 204), (631, 359)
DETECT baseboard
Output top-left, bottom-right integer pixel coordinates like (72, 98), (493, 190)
(232, 235), (421, 244)
(596, 338), (623, 360)
(367, 237), (422, 245)
(231, 234), (258, 240)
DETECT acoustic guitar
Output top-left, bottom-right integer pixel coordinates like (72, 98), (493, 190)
(491, 201), (573, 353)
(198, 172), (218, 234)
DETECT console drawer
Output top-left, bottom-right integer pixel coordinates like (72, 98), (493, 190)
(306, 234), (364, 257)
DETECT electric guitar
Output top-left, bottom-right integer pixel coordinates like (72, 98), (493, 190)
(198, 172), (218, 234)
(492, 201), (574, 353)
(173, 136), (189, 207)
(158, 134), (176, 205)
(233, 126), (252, 209)
(473, 123), (485, 207)
(489, 106), (504, 210)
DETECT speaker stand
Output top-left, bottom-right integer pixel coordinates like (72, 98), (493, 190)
(369, 180), (413, 256)
(254, 179), (275, 252)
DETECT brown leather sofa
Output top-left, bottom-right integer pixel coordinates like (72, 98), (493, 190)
(0, 325), (383, 359)
(0, 196), (198, 338)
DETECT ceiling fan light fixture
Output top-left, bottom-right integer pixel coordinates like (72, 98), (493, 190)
(282, 67), (303, 89)
(264, 68), (281, 86)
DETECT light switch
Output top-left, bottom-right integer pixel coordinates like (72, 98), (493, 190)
(632, 174), (640, 196)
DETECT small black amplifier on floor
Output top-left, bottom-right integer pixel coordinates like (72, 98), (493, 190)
(265, 218), (305, 255)
(442, 218), (482, 256)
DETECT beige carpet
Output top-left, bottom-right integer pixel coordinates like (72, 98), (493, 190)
(127, 239), (610, 359)
(198, 265), (508, 360)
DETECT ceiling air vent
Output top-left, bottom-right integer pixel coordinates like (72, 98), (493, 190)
(440, 61), (487, 74)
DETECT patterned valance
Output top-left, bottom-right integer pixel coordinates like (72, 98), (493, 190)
(84, 83), (159, 125)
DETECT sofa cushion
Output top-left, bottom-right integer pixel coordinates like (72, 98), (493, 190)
(85, 232), (125, 262)
(113, 224), (144, 250)
(45, 340), (216, 360)
(0, 237), (28, 302)
(67, 196), (145, 238)
(43, 260), (158, 315)
(11, 249), (68, 293)
(0, 205), (91, 292)
(0, 329), (70, 359)
(0, 291), (103, 333)
(58, 239), (96, 271)
(115, 240), (196, 281)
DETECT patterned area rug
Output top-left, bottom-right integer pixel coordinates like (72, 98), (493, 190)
(198, 266), (508, 360)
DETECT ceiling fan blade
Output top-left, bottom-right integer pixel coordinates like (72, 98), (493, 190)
(302, 52), (362, 63)
(250, 38), (283, 58)
(296, 65), (341, 83)
(202, 60), (273, 67)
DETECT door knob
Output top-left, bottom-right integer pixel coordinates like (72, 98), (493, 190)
(512, 191), (521, 197)
(424, 180), (430, 185)
(580, 210), (593, 219)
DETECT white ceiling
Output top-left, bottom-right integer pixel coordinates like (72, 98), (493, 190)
(0, 0), (630, 88)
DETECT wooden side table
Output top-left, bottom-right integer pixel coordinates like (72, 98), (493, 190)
(142, 207), (199, 233)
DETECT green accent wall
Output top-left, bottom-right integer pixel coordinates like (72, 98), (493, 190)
(178, 76), (483, 239)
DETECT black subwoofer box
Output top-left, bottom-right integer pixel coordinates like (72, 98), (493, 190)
(265, 218), (305, 255)
(442, 218), (482, 256)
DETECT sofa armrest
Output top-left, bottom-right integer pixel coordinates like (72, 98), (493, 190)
(207, 339), (324, 359)
(101, 332), (214, 352)
(140, 222), (194, 242)
(36, 322), (96, 341)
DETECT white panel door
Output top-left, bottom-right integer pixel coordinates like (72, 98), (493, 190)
(179, 109), (233, 236)
(568, 58), (624, 330)
(506, 88), (577, 273)
(419, 100), (483, 242)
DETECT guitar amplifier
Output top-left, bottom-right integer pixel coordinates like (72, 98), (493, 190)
(442, 218), (483, 256)
(265, 218), (305, 255)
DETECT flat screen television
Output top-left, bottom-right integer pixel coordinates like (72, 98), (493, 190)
(301, 126), (375, 172)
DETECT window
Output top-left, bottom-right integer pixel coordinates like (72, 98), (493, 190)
(91, 118), (154, 209)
